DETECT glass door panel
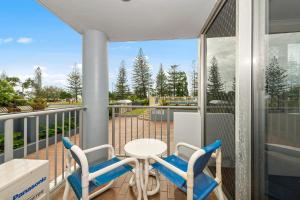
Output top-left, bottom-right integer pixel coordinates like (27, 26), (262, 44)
(204, 0), (236, 198)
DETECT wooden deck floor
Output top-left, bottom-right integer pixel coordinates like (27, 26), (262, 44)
(51, 172), (217, 200)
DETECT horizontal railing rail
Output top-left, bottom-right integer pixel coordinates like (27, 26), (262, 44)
(109, 105), (200, 157)
(0, 106), (85, 191)
(0, 107), (85, 120)
(109, 105), (200, 109)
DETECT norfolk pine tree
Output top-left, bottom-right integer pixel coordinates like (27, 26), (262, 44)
(155, 63), (168, 97)
(207, 56), (224, 99)
(132, 48), (152, 99)
(167, 65), (179, 97)
(67, 64), (82, 102)
(265, 56), (287, 107)
(115, 60), (130, 99)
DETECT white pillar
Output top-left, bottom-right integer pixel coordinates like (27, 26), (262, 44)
(82, 30), (108, 161)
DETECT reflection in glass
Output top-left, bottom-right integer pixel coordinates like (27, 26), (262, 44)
(258, 0), (300, 199)
(264, 32), (300, 199)
(204, 0), (236, 198)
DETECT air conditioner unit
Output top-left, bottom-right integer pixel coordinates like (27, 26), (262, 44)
(0, 159), (49, 200)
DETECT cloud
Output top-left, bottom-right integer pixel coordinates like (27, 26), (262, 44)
(0, 37), (14, 44)
(3, 38), (13, 43)
(17, 37), (33, 44)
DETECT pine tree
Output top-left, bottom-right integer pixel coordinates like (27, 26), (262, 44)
(34, 67), (42, 95)
(0, 71), (7, 80)
(67, 64), (82, 102)
(191, 60), (198, 97)
(207, 56), (224, 99)
(167, 65), (179, 97)
(155, 64), (168, 97)
(115, 60), (130, 99)
(176, 71), (189, 96)
(266, 56), (287, 107)
(132, 48), (152, 99)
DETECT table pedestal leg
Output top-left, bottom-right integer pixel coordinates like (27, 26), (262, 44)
(129, 159), (161, 199)
(143, 159), (149, 199)
(129, 169), (136, 186)
(147, 170), (160, 196)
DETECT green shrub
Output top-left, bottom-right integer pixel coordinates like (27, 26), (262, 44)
(29, 98), (48, 110)
(0, 134), (4, 153)
(0, 132), (24, 153)
(159, 99), (169, 106)
(13, 132), (24, 149)
(15, 99), (28, 106)
(0, 80), (16, 107)
(133, 99), (149, 105)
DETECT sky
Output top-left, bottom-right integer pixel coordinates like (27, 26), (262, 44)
(0, 0), (198, 91)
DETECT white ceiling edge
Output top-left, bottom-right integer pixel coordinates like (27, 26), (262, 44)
(37, 0), (218, 42)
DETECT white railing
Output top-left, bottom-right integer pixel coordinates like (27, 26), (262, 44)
(0, 107), (85, 190)
(109, 105), (199, 156)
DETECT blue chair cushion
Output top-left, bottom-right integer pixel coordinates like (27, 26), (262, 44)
(184, 173), (218, 200)
(152, 154), (218, 200)
(67, 157), (133, 199)
(193, 140), (222, 177)
(152, 155), (188, 188)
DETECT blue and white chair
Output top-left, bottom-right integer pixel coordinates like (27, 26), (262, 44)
(150, 140), (224, 200)
(62, 137), (142, 200)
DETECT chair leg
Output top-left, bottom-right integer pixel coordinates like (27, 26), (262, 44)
(82, 185), (89, 200)
(216, 184), (225, 200)
(63, 181), (70, 200)
(186, 180), (194, 200)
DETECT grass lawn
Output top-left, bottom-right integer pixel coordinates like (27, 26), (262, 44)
(124, 108), (146, 116)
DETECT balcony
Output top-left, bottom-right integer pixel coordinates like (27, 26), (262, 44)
(1, 0), (299, 199)
(1, 105), (215, 199)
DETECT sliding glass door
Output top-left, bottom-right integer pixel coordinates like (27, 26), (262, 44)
(204, 0), (236, 199)
(253, 0), (300, 199)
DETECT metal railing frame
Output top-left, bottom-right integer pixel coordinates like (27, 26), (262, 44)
(109, 105), (200, 157)
(0, 106), (85, 191)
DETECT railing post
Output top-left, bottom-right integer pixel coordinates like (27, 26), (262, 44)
(23, 118), (27, 157)
(74, 110), (77, 145)
(79, 110), (83, 148)
(112, 107), (115, 149)
(4, 119), (14, 162)
(68, 112), (71, 138)
(46, 115), (49, 160)
(54, 113), (58, 185)
(62, 112), (65, 179)
(35, 116), (39, 159)
(167, 108), (171, 155)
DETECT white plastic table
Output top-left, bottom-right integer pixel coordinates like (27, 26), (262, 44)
(124, 138), (167, 200)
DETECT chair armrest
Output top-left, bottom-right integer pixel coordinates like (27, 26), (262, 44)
(215, 149), (222, 183)
(149, 155), (187, 180)
(88, 157), (139, 181)
(83, 144), (115, 157)
(175, 142), (200, 155)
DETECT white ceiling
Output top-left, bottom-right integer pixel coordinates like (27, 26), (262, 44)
(38, 0), (217, 42)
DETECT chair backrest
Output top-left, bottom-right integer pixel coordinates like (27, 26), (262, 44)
(192, 140), (221, 177)
(62, 137), (85, 169)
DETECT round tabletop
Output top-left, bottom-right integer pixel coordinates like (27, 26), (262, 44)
(124, 138), (167, 159)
